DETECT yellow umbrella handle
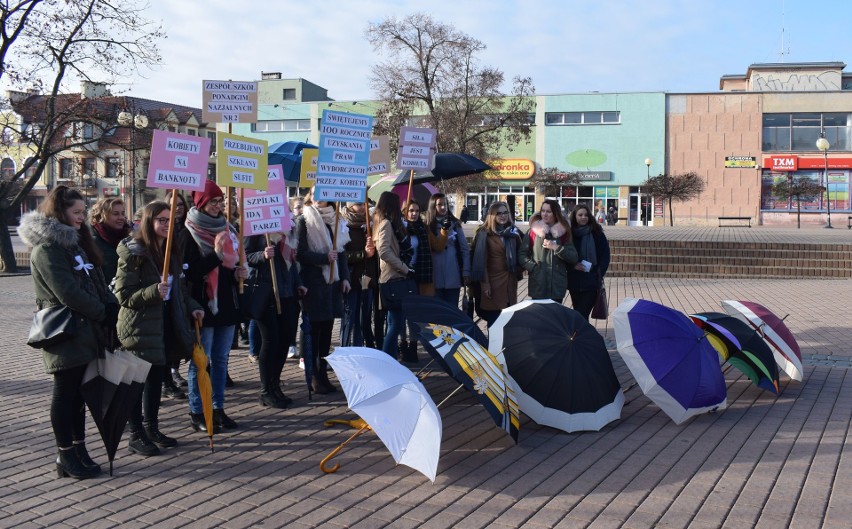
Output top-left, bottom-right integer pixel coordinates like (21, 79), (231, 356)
(320, 424), (371, 474)
(194, 316), (202, 343)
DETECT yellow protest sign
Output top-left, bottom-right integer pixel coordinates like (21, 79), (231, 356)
(299, 148), (318, 188)
(216, 132), (268, 190)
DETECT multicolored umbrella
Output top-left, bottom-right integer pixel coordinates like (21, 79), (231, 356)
(413, 322), (520, 443)
(324, 347), (442, 481)
(721, 300), (803, 381)
(489, 299), (624, 433)
(612, 298), (727, 425)
(690, 312), (780, 394)
(368, 174), (438, 206)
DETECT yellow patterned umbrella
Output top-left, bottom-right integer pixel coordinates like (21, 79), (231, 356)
(192, 319), (215, 451)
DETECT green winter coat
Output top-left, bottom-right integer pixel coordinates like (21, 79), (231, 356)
(114, 239), (201, 365)
(18, 212), (116, 374)
(518, 219), (578, 302)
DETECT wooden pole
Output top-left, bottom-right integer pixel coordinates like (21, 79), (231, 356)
(161, 190), (180, 283)
(328, 206), (340, 284)
(265, 233), (282, 315)
(406, 169), (414, 203)
(364, 185), (371, 236)
(238, 187), (246, 294)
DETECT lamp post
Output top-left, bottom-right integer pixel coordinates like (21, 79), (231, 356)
(816, 132), (833, 229)
(643, 158), (652, 226)
(116, 109), (149, 214)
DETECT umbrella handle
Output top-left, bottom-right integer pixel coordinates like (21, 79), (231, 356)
(194, 317), (202, 343)
(320, 424), (371, 474)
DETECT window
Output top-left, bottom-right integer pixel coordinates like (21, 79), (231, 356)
(83, 158), (96, 176)
(24, 157), (37, 179)
(545, 111), (619, 125)
(763, 112), (851, 151)
(472, 113), (536, 127)
(252, 119), (310, 132)
(186, 129), (197, 136)
(59, 159), (73, 179)
(82, 123), (94, 140)
(283, 88), (296, 101)
(1, 158), (14, 180)
(106, 157), (120, 178)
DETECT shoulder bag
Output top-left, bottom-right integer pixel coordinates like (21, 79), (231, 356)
(590, 272), (608, 320)
(27, 304), (77, 348)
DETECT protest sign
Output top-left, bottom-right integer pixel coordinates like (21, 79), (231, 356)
(299, 148), (318, 188)
(243, 165), (290, 235)
(397, 126), (436, 170)
(202, 80), (258, 124)
(314, 110), (373, 202)
(216, 132), (268, 190)
(147, 130), (211, 192)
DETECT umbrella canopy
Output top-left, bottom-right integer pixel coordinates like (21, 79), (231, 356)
(612, 298), (727, 425)
(690, 312), (780, 394)
(82, 349), (150, 474)
(488, 299), (624, 433)
(326, 347), (442, 481)
(721, 300), (803, 381)
(368, 174), (438, 206)
(413, 322), (520, 443)
(391, 153), (492, 186)
(268, 141), (317, 186)
(192, 320), (215, 449)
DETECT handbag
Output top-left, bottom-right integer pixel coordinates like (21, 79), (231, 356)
(380, 278), (417, 311)
(590, 275), (608, 320)
(239, 278), (273, 321)
(27, 305), (77, 348)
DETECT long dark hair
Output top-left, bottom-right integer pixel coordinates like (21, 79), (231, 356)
(134, 200), (180, 270)
(538, 199), (570, 232)
(425, 193), (457, 232)
(569, 204), (604, 234)
(374, 191), (404, 233)
(40, 185), (103, 266)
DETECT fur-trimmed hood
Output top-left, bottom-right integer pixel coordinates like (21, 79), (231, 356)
(529, 217), (567, 240)
(18, 211), (81, 249)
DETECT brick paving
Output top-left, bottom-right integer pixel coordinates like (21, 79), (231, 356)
(1, 226), (851, 528)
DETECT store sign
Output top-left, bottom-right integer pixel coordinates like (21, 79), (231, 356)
(767, 155), (798, 171)
(578, 171), (612, 181)
(725, 156), (757, 168)
(487, 158), (535, 179)
(102, 187), (119, 197)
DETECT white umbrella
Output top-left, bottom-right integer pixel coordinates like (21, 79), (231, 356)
(326, 347), (442, 482)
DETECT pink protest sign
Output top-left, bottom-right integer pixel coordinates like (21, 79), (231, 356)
(243, 164), (291, 235)
(147, 130), (211, 192)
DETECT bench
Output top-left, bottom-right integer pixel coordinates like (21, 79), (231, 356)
(718, 216), (752, 228)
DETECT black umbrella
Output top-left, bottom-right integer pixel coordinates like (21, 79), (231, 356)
(300, 310), (315, 400)
(81, 350), (150, 475)
(392, 153), (492, 186)
(488, 300), (624, 433)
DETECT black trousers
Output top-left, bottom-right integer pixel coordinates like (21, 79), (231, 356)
(569, 289), (599, 321)
(51, 365), (88, 448)
(129, 365), (164, 429)
(257, 298), (300, 391)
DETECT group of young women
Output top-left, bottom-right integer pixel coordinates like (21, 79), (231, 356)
(20, 181), (609, 480)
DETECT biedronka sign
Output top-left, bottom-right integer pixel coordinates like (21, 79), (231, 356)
(487, 159), (535, 180)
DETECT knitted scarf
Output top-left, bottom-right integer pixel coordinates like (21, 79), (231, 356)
(303, 204), (350, 284)
(184, 207), (238, 314)
(572, 225), (597, 266)
(404, 218), (429, 283)
(93, 222), (130, 248)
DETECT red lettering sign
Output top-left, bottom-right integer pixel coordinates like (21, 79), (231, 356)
(768, 155), (797, 171)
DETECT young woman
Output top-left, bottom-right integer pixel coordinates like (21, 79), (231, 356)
(245, 228), (306, 408)
(88, 197), (130, 284)
(399, 199), (432, 362)
(179, 179), (248, 432)
(19, 186), (118, 479)
(470, 201), (523, 327)
(297, 195), (351, 394)
(519, 199), (578, 302)
(114, 201), (204, 455)
(425, 193), (470, 307)
(567, 204), (611, 321)
(342, 201), (377, 347)
(163, 190), (190, 399)
(373, 192), (414, 360)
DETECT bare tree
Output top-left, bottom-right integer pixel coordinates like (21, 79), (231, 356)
(366, 12), (535, 165)
(641, 171), (706, 226)
(530, 166), (583, 198)
(0, 0), (163, 272)
(771, 175), (824, 229)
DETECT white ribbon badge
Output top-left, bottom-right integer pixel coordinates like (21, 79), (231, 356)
(73, 255), (94, 276)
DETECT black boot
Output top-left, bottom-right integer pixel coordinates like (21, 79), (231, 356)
(171, 369), (187, 388)
(213, 408), (238, 430)
(127, 428), (160, 456)
(72, 442), (102, 474)
(272, 383), (293, 407)
(259, 378), (288, 408)
(398, 340), (408, 361)
(189, 412), (219, 433)
(162, 377), (187, 400)
(56, 446), (99, 479)
(402, 340), (419, 364)
(144, 420), (178, 448)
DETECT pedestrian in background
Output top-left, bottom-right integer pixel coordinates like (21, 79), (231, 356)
(88, 197), (130, 284)
(19, 185), (118, 479)
(568, 204), (611, 321)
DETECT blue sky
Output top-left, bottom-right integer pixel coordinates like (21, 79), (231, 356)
(123, 0), (852, 107)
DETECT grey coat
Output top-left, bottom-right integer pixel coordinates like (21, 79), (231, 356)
(429, 221), (470, 289)
(19, 212), (116, 374)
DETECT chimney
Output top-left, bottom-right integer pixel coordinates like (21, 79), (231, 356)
(80, 81), (110, 99)
(261, 71), (282, 80)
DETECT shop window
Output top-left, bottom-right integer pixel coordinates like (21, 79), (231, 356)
(763, 112), (851, 152)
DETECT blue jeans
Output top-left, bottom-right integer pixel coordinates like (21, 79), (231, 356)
(435, 287), (461, 308)
(382, 308), (404, 358)
(248, 319), (260, 357)
(188, 325), (235, 413)
(342, 288), (374, 347)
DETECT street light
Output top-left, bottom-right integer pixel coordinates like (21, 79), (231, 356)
(643, 158), (652, 226)
(816, 132), (833, 229)
(116, 109), (149, 214)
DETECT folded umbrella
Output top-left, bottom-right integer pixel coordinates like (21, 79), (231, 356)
(690, 312), (780, 394)
(612, 298), (726, 425)
(192, 319), (215, 450)
(413, 322), (520, 443)
(324, 347), (442, 481)
(489, 299), (624, 433)
(721, 300), (803, 381)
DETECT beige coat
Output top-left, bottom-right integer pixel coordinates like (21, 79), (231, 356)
(374, 218), (408, 284)
(478, 232), (519, 311)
